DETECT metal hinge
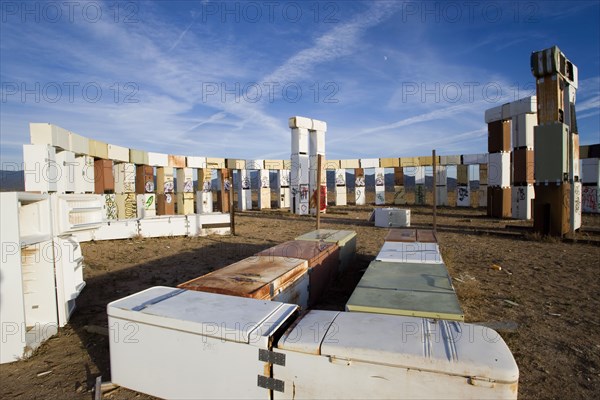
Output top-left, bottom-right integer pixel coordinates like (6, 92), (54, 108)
(259, 349), (286, 366)
(257, 375), (285, 392)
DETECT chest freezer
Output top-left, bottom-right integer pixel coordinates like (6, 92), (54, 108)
(374, 208), (411, 227)
(295, 229), (356, 274)
(346, 261), (463, 321)
(273, 310), (518, 399)
(108, 287), (299, 399)
(178, 256), (310, 309)
(376, 241), (443, 264)
(256, 241), (340, 306)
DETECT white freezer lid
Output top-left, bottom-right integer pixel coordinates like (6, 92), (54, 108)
(278, 311), (518, 383)
(381, 241), (439, 253)
(108, 286), (298, 347)
(277, 310), (340, 354)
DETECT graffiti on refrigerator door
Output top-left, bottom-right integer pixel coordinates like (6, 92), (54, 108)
(166, 193), (173, 204)
(125, 194), (137, 219)
(184, 179), (194, 193)
(145, 195), (155, 210)
(145, 181), (155, 193)
(517, 187), (526, 201)
(582, 186), (597, 213)
(355, 176), (365, 187)
(376, 192), (385, 203)
(300, 184), (309, 203)
(261, 176), (269, 188)
(394, 187), (406, 204)
(164, 180), (174, 193)
(242, 176), (251, 190)
(375, 173), (385, 186)
(203, 180), (212, 192)
(574, 184), (581, 213)
(279, 171), (290, 187)
(458, 187), (469, 202)
(336, 172), (346, 186)
(104, 194), (117, 220)
(415, 185), (425, 205)
(224, 179), (231, 192)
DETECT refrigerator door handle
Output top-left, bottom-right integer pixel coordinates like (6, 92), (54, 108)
(132, 289), (186, 311)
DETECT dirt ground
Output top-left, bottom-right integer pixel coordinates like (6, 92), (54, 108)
(1, 205), (599, 400)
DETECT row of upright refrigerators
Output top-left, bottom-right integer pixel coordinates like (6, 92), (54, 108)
(108, 228), (519, 399)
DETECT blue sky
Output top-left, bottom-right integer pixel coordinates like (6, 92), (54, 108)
(1, 0), (599, 166)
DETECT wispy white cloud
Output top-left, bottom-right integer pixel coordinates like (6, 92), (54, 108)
(168, 19), (196, 52)
(263, 2), (401, 84)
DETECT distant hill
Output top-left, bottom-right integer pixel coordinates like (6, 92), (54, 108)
(0, 169), (474, 194)
(0, 170), (24, 191)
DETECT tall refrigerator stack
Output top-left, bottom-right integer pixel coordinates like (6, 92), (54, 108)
(290, 117), (310, 215)
(114, 162), (137, 220)
(309, 120), (327, 214)
(265, 160), (285, 209)
(176, 164), (195, 215)
(156, 166), (175, 215)
(359, 159), (383, 205)
(393, 165), (406, 205)
(581, 158), (599, 213)
(531, 46), (581, 235)
(91, 141), (116, 220)
(485, 107), (512, 218)
(135, 163), (156, 218)
(354, 166), (366, 205)
(456, 163), (470, 207)
(216, 165), (231, 213)
(511, 97), (537, 220)
(231, 159), (251, 211)
(435, 164), (448, 206)
(244, 160), (269, 210)
(289, 116), (327, 215)
(334, 163), (348, 206)
(188, 157), (212, 214)
(278, 165), (291, 209)
(70, 130), (95, 194)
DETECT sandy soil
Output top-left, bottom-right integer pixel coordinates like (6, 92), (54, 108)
(1, 205), (599, 399)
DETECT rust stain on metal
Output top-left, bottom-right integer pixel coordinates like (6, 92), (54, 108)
(257, 240), (337, 262)
(384, 228), (417, 242)
(178, 256), (308, 300)
(416, 229), (438, 243)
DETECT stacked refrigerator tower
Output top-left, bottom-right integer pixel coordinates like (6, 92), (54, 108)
(510, 97), (537, 219)
(485, 109), (512, 218)
(114, 160), (137, 220)
(174, 156), (195, 215)
(531, 46), (581, 235)
(289, 116), (327, 215)
(135, 161), (156, 219)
